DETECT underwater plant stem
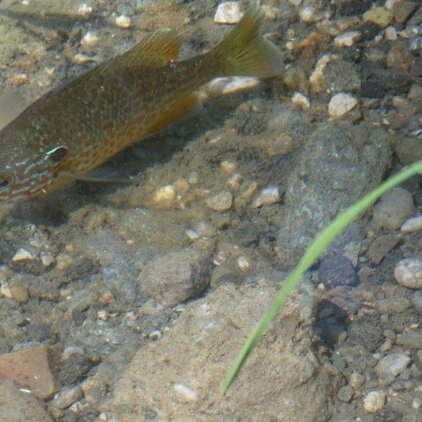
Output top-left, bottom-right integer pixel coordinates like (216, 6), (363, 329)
(222, 160), (422, 393)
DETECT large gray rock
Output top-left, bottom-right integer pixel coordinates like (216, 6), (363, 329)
(112, 283), (340, 421)
(278, 122), (391, 266)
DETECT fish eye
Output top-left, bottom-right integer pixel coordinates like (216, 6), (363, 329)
(0, 175), (12, 190)
(45, 146), (69, 163)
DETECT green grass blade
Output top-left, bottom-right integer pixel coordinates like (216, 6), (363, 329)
(222, 160), (422, 393)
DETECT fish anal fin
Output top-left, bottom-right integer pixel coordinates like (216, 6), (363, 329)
(144, 93), (198, 136)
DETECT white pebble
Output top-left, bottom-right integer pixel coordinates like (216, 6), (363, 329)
(220, 160), (237, 174)
(40, 252), (55, 267)
(185, 229), (200, 241)
(226, 173), (243, 191)
(207, 76), (259, 96)
(394, 258), (422, 289)
(151, 185), (176, 208)
(206, 191), (233, 211)
(328, 93), (358, 118)
(173, 383), (197, 401)
(115, 15), (131, 29)
(384, 26), (397, 40)
(0, 283), (12, 299)
(78, 3), (93, 17)
(238, 256), (251, 271)
(309, 54), (338, 92)
(97, 310), (108, 321)
(214, 2), (242, 24)
(364, 391), (385, 413)
(299, 6), (317, 23)
(291, 92), (310, 109)
(81, 31), (99, 47)
(401, 215), (422, 233)
(251, 186), (280, 208)
(12, 248), (34, 262)
(333, 31), (362, 47)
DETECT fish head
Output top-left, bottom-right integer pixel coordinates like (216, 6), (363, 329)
(0, 140), (69, 200)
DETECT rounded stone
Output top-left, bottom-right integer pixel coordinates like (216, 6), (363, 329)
(372, 187), (415, 230)
(363, 391), (386, 413)
(394, 258), (422, 289)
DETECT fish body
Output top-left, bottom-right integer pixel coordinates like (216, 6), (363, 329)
(0, 8), (283, 200)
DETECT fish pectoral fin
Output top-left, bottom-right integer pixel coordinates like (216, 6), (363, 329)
(143, 93), (198, 137)
(60, 171), (140, 185)
(100, 29), (181, 73)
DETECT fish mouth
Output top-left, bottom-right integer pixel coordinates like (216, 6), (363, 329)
(0, 172), (55, 200)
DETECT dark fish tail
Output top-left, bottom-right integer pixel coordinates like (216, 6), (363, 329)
(211, 7), (283, 79)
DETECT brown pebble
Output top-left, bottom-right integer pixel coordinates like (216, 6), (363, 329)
(393, 1), (417, 24)
(386, 42), (415, 71)
(99, 291), (115, 306)
(10, 284), (29, 303)
(367, 234), (402, 265)
(0, 345), (57, 400)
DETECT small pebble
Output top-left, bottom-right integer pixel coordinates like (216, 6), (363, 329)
(206, 191), (233, 211)
(309, 54), (337, 92)
(50, 385), (83, 410)
(328, 93), (358, 118)
(174, 178), (190, 194)
(40, 252), (55, 267)
(333, 31), (361, 47)
(10, 285), (29, 303)
(187, 171), (199, 185)
(226, 173), (243, 191)
(299, 6), (325, 23)
(173, 383), (197, 401)
(372, 187), (415, 230)
(237, 256), (251, 271)
(81, 31), (99, 47)
(411, 290), (422, 312)
(234, 181), (258, 208)
(8, 73), (28, 85)
(384, 26), (398, 40)
(56, 253), (73, 271)
(214, 2), (242, 24)
(186, 229), (200, 241)
(337, 385), (353, 402)
(72, 53), (97, 64)
(220, 160), (237, 174)
(150, 185), (176, 209)
(12, 248), (34, 262)
(291, 92), (310, 109)
(363, 391), (386, 413)
(375, 353), (411, 379)
(401, 215), (422, 233)
(350, 372), (365, 389)
(363, 7), (394, 28)
(251, 186), (280, 208)
(207, 76), (259, 96)
(394, 258), (422, 289)
(115, 15), (131, 29)
(97, 310), (108, 321)
(0, 283), (12, 299)
(78, 3), (93, 17)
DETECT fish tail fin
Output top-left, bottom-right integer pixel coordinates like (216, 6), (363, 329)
(212, 6), (283, 78)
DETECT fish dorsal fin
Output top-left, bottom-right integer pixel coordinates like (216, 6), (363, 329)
(99, 29), (181, 75)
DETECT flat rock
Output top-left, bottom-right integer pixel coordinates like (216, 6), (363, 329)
(111, 284), (339, 421)
(0, 381), (52, 421)
(139, 248), (212, 307)
(0, 345), (57, 400)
